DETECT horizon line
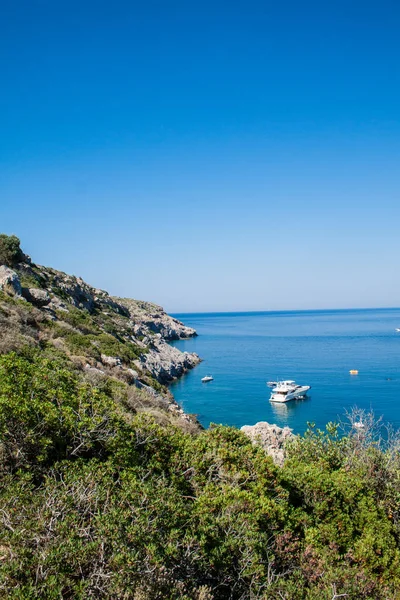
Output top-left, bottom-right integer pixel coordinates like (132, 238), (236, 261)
(171, 306), (400, 316)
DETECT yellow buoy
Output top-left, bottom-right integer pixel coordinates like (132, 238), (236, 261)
(349, 370), (359, 375)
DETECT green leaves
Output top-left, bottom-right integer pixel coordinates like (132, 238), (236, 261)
(0, 234), (24, 267)
(0, 352), (120, 474)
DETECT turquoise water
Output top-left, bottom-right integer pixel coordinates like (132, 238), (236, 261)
(170, 309), (400, 434)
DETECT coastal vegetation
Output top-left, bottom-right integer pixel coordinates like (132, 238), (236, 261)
(1, 350), (400, 598)
(1, 235), (400, 598)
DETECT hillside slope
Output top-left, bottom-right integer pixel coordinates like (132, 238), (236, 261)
(0, 235), (200, 427)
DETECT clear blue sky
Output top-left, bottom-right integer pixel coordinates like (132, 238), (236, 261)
(1, 0), (399, 312)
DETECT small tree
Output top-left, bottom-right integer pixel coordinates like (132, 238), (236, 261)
(0, 234), (24, 267)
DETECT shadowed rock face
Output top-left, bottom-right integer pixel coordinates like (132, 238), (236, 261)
(241, 421), (295, 466)
(21, 288), (51, 306)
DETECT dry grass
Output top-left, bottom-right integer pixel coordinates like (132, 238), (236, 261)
(0, 306), (38, 354)
(0, 326), (35, 354)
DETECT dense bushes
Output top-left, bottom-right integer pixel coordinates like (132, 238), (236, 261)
(0, 353), (122, 474)
(0, 234), (24, 267)
(1, 352), (400, 598)
(48, 319), (146, 364)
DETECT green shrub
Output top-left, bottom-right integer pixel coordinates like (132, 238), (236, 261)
(0, 352), (122, 475)
(97, 333), (145, 363)
(63, 331), (101, 359)
(0, 233), (24, 267)
(58, 306), (100, 334)
(17, 272), (43, 289)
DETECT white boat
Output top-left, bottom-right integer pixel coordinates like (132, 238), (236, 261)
(201, 375), (213, 383)
(269, 380), (311, 403)
(267, 381), (277, 387)
(396, 328), (400, 332)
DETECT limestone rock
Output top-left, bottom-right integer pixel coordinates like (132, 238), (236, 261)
(115, 298), (197, 340)
(139, 338), (201, 383)
(241, 421), (295, 466)
(101, 354), (122, 367)
(0, 266), (22, 297)
(47, 296), (69, 311)
(58, 278), (95, 311)
(126, 368), (139, 379)
(22, 287), (51, 306)
(84, 365), (105, 377)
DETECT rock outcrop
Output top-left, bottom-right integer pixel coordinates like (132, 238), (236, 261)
(139, 341), (200, 383)
(241, 421), (295, 466)
(0, 266), (22, 297)
(116, 298), (197, 340)
(21, 287), (51, 307)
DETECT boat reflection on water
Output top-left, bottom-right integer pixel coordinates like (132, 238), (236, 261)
(270, 401), (290, 418)
(270, 396), (312, 419)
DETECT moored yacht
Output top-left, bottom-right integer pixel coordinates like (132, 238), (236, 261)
(201, 375), (213, 383)
(269, 380), (311, 403)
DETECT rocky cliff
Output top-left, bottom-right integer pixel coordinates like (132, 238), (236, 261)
(0, 237), (201, 427)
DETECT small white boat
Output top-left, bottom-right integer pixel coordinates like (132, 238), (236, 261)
(201, 375), (213, 383)
(396, 328), (400, 332)
(269, 380), (311, 403)
(267, 381), (277, 387)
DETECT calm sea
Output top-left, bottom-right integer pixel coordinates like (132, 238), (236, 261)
(170, 309), (400, 435)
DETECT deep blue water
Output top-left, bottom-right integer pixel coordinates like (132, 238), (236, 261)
(169, 309), (400, 435)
